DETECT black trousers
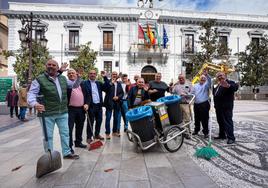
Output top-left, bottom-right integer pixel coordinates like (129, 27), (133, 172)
(193, 100), (210, 135)
(68, 106), (85, 148)
(215, 107), (235, 141)
(10, 106), (18, 117)
(87, 103), (102, 139)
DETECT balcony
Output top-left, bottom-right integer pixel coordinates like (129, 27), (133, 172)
(182, 46), (197, 58)
(129, 43), (170, 63)
(99, 44), (115, 56)
(129, 43), (170, 57)
(65, 43), (79, 56)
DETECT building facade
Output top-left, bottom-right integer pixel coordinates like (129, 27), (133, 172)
(0, 14), (8, 77)
(4, 2), (268, 83)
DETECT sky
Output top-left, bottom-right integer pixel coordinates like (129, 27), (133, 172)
(1, 0), (268, 15)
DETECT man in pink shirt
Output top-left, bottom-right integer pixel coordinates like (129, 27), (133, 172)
(67, 68), (90, 153)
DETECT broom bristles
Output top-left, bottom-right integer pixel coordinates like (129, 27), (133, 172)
(195, 142), (219, 160)
(88, 140), (103, 151)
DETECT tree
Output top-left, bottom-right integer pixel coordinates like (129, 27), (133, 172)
(3, 42), (50, 85)
(70, 42), (98, 80)
(236, 35), (268, 89)
(188, 19), (232, 78)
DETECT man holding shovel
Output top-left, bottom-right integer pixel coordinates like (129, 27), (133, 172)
(28, 59), (79, 160)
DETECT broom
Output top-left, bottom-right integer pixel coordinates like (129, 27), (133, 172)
(86, 111), (103, 150)
(194, 108), (219, 160)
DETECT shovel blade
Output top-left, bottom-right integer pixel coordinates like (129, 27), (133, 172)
(36, 151), (62, 178)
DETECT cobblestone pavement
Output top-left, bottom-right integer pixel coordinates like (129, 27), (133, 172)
(185, 119), (268, 188)
(0, 100), (267, 188)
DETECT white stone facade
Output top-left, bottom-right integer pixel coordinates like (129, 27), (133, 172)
(4, 2), (268, 83)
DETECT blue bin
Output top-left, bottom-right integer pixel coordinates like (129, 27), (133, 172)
(126, 106), (153, 122)
(157, 95), (182, 125)
(126, 106), (155, 142)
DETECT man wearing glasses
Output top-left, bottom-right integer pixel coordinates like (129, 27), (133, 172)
(213, 72), (238, 144)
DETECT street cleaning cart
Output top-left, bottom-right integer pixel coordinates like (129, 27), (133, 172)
(126, 94), (195, 152)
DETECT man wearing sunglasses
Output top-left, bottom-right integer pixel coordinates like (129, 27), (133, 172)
(213, 72), (238, 144)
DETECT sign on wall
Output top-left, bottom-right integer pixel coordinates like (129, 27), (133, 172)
(0, 78), (13, 102)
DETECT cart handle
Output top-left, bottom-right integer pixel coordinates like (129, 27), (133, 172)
(187, 94), (195, 104)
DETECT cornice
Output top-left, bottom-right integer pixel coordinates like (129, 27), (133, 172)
(2, 10), (268, 29)
(2, 10), (140, 22)
(158, 16), (268, 29)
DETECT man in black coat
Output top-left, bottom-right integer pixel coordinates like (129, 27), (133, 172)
(103, 71), (124, 139)
(213, 72), (238, 144)
(84, 70), (110, 143)
(5, 87), (19, 118)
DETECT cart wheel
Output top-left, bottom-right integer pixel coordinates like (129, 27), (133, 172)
(163, 126), (184, 152)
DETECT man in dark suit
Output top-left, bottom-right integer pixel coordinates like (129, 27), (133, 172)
(213, 72), (238, 144)
(84, 70), (110, 143)
(104, 71), (124, 139)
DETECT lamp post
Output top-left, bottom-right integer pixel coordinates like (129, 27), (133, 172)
(18, 12), (48, 84)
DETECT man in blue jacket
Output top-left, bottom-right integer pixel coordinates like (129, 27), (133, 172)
(84, 70), (110, 143)
(213, 72), (238, 144)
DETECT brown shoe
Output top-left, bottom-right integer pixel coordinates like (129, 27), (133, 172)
(95, 135), (104, 140)
(106, 134), (111, 140)
(87, 138), (93, 144)
(63, 153), (79, 160)
(112, 132), (120, 137)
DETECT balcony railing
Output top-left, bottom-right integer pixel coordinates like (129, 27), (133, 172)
(129, 43), (170, 63)
(65, 43), (79, 56)
(99, 44), (115, 56)
(129, 43), (170, 56)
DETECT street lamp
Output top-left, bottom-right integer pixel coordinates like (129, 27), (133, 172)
(18, 12), (48, 84)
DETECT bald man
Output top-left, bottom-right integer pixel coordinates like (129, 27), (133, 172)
(191, 70), (211, 139)
(28, 59), (79, 160)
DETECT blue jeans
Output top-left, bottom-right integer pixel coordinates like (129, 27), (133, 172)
(19, 107), (27, 120)
(105, 103), (120, 134)
(39, 113), (71, 156)
(119, 100), (129, 130)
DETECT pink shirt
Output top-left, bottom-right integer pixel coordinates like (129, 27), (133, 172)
(69, 86), (84, 107)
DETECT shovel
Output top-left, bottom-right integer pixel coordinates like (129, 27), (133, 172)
(36, 95), (62, 178)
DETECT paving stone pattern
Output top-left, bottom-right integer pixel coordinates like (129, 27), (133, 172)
(0, 105), (267, 187)
(185, 118), (268, 188)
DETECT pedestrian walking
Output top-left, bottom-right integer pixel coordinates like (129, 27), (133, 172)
(18, 84), (28, 121)
(213, 72), (238, 144)
(27, 59), (79, 160)
(6, 86), (18, 118)
(191, 70), (211, 138)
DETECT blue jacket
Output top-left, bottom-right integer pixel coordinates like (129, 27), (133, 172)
(84, 77), (110, 106)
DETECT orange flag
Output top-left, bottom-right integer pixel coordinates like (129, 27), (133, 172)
(147, 24), (156, 45)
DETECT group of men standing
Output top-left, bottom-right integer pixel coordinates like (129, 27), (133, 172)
(27, 58), (238, 160)
(172, 70), (238, 145)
